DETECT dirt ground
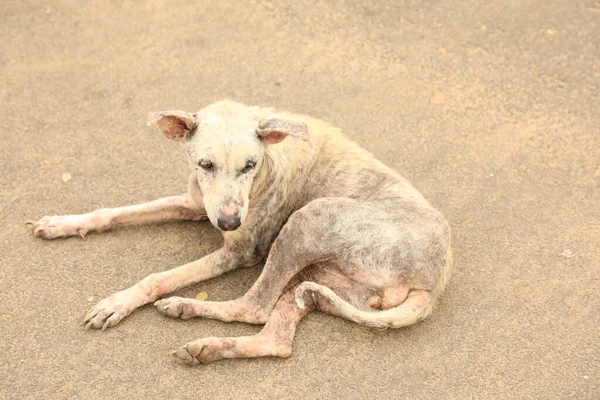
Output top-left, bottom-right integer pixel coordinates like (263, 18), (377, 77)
(1, 0), (598, 398)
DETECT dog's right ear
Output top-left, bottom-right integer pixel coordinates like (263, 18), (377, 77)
(147, 110), (198, 141)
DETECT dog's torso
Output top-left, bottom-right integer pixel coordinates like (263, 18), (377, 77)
(35, 101), (452, 363)
(188, 110), (451, 297)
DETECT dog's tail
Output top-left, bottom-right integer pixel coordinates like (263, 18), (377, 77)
(295, 282), (432, 329)
(295, 248), (453, 329)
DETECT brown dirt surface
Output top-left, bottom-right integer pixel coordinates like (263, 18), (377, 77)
(1, 0), (598, 399)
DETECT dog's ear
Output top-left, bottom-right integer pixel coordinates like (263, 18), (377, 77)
(147, 110), (198, 141)
(256, 118), (309, 144)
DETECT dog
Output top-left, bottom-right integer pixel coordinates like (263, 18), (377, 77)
(29, 100), (452, 365)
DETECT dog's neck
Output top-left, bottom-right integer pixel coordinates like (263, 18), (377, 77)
(248, 134), (317, 210)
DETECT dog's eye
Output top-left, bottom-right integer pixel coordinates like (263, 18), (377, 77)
(199, 160), (213, 170)
(241, 161), (256, 174)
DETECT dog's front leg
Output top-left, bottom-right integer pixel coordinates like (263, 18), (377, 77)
(84, 247), (247, 330)
(29, 194), (206, 239)
(29, 174), (206, 239)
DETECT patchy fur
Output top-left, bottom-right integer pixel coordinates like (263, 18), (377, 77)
(29, 100), (452, 365)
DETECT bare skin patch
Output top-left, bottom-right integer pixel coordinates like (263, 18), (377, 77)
(256, 118), (309, 144)
(29, 100), (451, 364)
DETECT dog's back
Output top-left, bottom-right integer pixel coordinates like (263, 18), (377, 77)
(259, 108), (434, 213)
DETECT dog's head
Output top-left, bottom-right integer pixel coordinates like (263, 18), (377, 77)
(148, 101), (308, 232)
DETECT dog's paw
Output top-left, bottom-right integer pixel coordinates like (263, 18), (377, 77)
(154, 297), (201, 320)
(172, 337), (224, 365)
(83, 289), (143, 330)
(27, 215), (92, 239)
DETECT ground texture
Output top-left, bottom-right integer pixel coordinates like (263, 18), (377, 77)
(1, 0), (599, 398)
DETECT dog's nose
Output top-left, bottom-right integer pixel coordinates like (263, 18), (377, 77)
(217, 215), (241, 231)
(218, 201), (241, 230)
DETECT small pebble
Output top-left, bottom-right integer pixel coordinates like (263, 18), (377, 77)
(195, 292), (208, 301)
(558, 249), (573, 259)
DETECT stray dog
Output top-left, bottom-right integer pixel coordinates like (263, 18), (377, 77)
(29, 101), (452, 365)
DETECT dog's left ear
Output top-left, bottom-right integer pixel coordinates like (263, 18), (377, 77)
(256, 118), (309, 144)
(147, 110), (198, 141)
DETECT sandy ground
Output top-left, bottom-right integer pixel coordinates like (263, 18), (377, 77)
(1, 0), (599, 398)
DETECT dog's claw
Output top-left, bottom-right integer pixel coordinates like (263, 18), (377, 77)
(101, 312), (116, 331)
(78, 230), (86, 239)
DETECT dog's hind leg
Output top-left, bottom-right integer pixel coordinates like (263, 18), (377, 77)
(155, 199), (351, 324)
(172, 283), (312, 365)
(156, 196), (450, 326)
